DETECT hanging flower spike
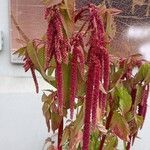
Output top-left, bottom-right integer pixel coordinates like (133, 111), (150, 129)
(83, 63), (95, 150)
(70, 51), (78, 120)
(92, 60), (101, 128)
(30, 67), (39, 93)
(70, 34), (84, 119)
(45, 7), (65, 69)
(56, 62), (63, 115)
(58, 119), (63, 150)
(55, 37), (62, 64)
(60, 39), (69, 64)
(54, 9), (64, 64)
(23, 56), (39, 93)
(45, 17), (55, 70)
(98, 54), (104, 109)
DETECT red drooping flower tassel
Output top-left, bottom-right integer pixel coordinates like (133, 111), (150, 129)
(55, 37), (62, 64)
(70, 49), (78, 119)
(70, 34), (85, 119)
(45, 18), (55, 70)
(45, 7), (67, 70)
(56, 63), (63, 115)
(83, 64), (95, 150)
(23, 56), (39, 93)
(58, 119), (63, 150)
(92, 60), (101, 128)
(30, 68), (39, 93)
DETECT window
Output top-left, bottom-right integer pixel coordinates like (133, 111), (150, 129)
(10, 0), (46, 63)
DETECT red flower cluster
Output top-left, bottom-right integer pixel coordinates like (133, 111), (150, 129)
(82, 5), (110, 150)
(23, 55), (39, 93)
(70, 34), (85, 119)
(45, 7), (69, 115)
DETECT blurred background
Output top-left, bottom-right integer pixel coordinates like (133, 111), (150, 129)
(0, 0), (150, 150)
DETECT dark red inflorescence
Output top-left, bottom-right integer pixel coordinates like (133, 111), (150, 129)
(83, 63), (95, 150)
(70, 34), (85, 119)
(23, 55), (39, 93)
(45, 7), (69, 115)
(55, 62), (63, 115)
(92, 59), (101, 128)
(82, 4), (110, 150)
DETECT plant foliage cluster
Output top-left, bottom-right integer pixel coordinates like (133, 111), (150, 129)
(14, 0), (150, 150)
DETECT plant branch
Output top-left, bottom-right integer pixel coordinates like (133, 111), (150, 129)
(11, 12), (30, 42)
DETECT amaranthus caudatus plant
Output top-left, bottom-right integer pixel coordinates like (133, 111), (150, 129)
(14, 0), (150, 150)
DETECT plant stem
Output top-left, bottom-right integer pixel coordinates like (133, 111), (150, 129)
(11, 13), (29, 43)
(58, 119), (63, 150)
(99, 110), (113, 150)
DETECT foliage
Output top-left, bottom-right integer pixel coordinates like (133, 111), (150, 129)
(14, 0), (150, 150)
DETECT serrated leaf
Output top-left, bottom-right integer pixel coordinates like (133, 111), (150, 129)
(117, 87), (132, 114)
(110, 112), (130, 141)
(134, 63), (150, 84)
(104, 135), (118, 150)
(13, 47), (26, 57)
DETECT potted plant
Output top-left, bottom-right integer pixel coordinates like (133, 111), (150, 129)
(14, 0), (150, 149)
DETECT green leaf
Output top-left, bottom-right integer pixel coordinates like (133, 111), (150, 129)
(64, 0), (75, 20)
(60, 9), (74, 38)
(51, 112), (62, 132)
(104, 135), (118, 150)
(134, 63), (150, 84)
(27, 42), (55, 86)
(111, 69), (124, 88)
(74, 106), (84, 135)
(133, 85), (144, 113)
(13, 47), (26, 57)
(37, 46), (45, 68)
(62, 127), (70, 145)
(62, 63), (71, 108)
(47, 58), (56, 76)
(135, 115), (144, 129)
(117, 86), (132, 114)
(27, 42), (40, 70)
(144, 69), (150, 85)
(106, 12), (116, 39)
(43, 0), (62, 7)
(110, 112), (130, 141)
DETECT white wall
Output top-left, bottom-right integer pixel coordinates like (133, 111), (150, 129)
(0, 0), (50, 150)
(0, 0), (150, 150)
